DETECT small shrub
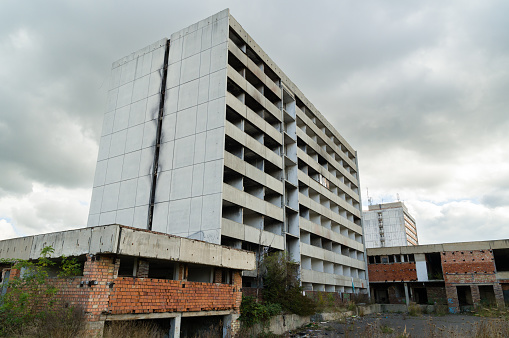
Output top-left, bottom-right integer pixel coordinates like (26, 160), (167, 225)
(408, 302), (421, 316)
(239, 296), (282, 328)
(434, 304), (448, 316)
(261, 252), (316, 316)
(380, 324), (394, 334)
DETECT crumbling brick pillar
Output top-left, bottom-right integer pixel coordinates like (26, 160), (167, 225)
(214, 269), (223, 283)
(470, 285), (481, 308)
(445, 284), (459, 313)
(137, 260), (149, 278)
(82, 254), (117, 336)
(177, 263), (188, 281)
(493, 283), (505, 308)
(230, 271), (243, 336)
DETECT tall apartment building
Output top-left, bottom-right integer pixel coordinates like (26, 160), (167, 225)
(87, 9), (367, 293)
(363, 202), (418, 248)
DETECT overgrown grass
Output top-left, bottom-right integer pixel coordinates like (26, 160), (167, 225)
(103, 321), (165, 338)
(2, 306), (86, 338)
(408, 302), (422, 316)
(380, 324), (394, 333)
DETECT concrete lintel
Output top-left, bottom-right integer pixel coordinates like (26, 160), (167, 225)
(181, 310), (233, 317)
(102, 312), (181, 321)
(0, 224), (256, 271)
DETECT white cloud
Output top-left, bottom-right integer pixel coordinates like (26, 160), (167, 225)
(0, 219), (18, 240)
(9, 28), (33, 49)
(0, 183), (91, 237)
(406, 200), (509, 244)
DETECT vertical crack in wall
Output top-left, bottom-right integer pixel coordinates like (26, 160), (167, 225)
(147, 40), (170, 230)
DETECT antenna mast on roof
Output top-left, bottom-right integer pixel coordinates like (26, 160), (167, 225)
(367, 188), (373, 206)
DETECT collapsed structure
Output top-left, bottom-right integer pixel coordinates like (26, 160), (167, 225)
(367, 239), (509, 312)
(87, 9), (368, 293)
(0, 224), (255, 336)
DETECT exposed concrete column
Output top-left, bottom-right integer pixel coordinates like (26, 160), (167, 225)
(169, 313), (182, 338)
(403, 283), (410, 309)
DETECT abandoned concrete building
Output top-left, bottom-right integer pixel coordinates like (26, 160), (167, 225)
(363, 202), (418, 248)
(0, 224), (255, 336)
(367, 239), (509, 312)
(87, 9), (368, 293)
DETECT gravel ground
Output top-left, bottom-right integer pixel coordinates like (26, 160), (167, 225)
(284, 313), (506, 337)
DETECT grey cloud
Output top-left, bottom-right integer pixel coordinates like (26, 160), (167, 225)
(1, 0), (509, 243)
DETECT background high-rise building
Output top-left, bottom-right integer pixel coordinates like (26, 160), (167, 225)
(363, 202), (418, 248)
(88, 9), (367, 293)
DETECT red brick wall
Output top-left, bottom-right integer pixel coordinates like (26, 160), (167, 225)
(442, 250), (497, 284)
(108, 278), (240, 314)
(368, 262), (417, 282)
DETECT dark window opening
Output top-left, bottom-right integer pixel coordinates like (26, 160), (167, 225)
(493, 249), (509, 271)
(187, 265), (212, 283)
(147, 259), (174, 279)
(426, 252), (444, 280)
(118, 257), (136, 277)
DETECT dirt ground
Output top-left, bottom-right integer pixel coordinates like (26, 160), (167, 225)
(284, 313), (508, 337)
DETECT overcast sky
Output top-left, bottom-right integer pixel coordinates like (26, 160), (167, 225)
(1, 0), (508, 244)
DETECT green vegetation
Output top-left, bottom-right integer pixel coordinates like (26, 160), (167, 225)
(239, 296), (282, 328)
(239, 252), (317, 331)
(261, 252), (316, 316)
(407, 302), (422, 316)
(380, 324), (394, 333)
(0, 246), (84, 337)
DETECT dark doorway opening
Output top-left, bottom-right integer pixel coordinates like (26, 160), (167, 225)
(181, 315), (223, 337)
(413, 288), (428, 304)
(479, 285), (496, 306)
(502, 284), (509, 306)
(457, 286), (473, 310)
(374, 288), (389, 304)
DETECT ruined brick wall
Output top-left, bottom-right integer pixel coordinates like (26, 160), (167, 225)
(426, 286), (447, 305)
(442, 250), (497, 284)
(387, 285), (406, 304)
(241, 287), (264, 302)
(368, 262), (417, 282)
(441, 250), (504, 312)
